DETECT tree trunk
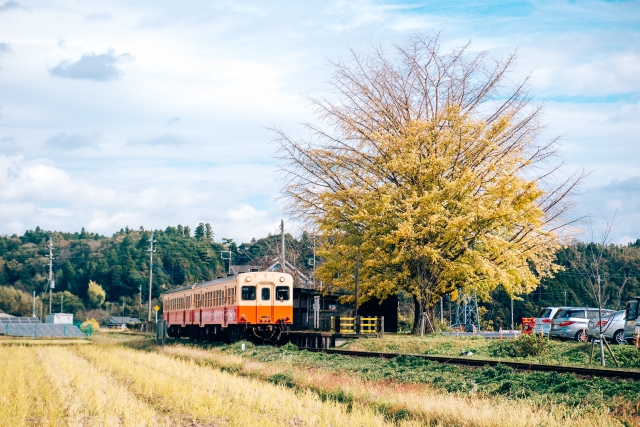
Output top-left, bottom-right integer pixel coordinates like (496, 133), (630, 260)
(412, 295), (423, 334)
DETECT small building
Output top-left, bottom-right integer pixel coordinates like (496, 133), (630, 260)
(46, 313), (73, 324)
(106, 316), (142, 329)
(292, 288), (398, 333)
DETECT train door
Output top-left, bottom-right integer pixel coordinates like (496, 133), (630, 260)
(257, 282), (274, 323)
(181, 295), (186, 327)
(223, 287), (228, 327)
(240, 284), (257, 323)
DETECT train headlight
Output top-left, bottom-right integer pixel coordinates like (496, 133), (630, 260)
(279, 277), (285, 282)
(245, 277), (251, 282)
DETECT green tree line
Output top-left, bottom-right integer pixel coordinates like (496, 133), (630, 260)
(2, 224), (639, 327)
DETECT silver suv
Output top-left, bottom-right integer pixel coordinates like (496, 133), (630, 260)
(533, 307), (567, 335)
(550, 307), (614, 342)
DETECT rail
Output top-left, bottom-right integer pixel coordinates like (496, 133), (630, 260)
(300, 348), (640, 380)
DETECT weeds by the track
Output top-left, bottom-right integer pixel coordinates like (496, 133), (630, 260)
(343, 334), (640, 369)
(158, 342), (635, 426)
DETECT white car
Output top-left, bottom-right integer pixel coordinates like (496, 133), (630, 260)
(533, 307), (567, 335)
(587, 310), (626, 345)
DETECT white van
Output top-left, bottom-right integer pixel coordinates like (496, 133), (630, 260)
(533, 307), (568, 335)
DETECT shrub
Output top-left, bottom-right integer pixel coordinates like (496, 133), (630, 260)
(80, 318), (100, 334)
(491, 333), (550, 358)
(75, 309), (109, 325)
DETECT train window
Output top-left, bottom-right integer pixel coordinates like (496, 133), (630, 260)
(261, 287), (270, 301)
(242, 286), (256, 301)
(276, 286), (290, 301)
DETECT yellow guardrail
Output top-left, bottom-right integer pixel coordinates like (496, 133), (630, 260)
(330, 316), (379, 334)
(340, 317), (356, 333)
(360, 317), (378, 334)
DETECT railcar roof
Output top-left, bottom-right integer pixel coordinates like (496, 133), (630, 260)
(162, 274), (238, 296)
(162, 271), (291, 297)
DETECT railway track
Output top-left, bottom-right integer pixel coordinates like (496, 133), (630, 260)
(301, 347), (640, 380)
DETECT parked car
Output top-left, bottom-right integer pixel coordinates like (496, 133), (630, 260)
(623, 297), (640, 343)
(550, 307), (615, 342)
(586, 310), (626, 344)
(533, 307), (568, 335)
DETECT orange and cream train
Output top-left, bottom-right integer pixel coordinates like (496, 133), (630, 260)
(162, 271), (293, 342)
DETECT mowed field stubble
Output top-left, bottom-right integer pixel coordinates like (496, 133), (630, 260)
(0, 342), (407, 427)
(1, 334), (637, 427)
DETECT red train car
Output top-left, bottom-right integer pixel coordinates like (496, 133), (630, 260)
(163, 271), (293, 342)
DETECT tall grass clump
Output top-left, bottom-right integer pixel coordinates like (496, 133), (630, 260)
(491, 333), (551, 358)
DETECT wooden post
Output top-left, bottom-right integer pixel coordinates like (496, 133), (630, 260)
(355, 315), (361, 334)
(380, 316), (385, 337)
(335, 316), (341, 334)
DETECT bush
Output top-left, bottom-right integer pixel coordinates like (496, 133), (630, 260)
(80, 318), (100, 334)
(491, 333), (550, 358)
(0, 286), (33, 316)
(75, 309), (109, 325)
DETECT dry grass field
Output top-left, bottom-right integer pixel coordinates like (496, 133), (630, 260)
(157, 343), (630, 427)
(0, 341), (416, 427)
(1, 335), (634, 426)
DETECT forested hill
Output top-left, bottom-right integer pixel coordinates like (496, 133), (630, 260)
(0, 224), (306, 305)
(1, 224), (640, 330)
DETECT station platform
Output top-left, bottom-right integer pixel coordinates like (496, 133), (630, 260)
(287, 330), (379, 349)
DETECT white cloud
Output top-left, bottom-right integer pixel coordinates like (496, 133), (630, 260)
(46, 131), (101, 150)
(49, 50), (131, 81)
(0, 0), (638, 243)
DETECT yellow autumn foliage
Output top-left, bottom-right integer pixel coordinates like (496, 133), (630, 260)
(275, 35), (581, 319)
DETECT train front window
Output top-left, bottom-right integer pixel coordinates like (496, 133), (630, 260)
(241, 286), (256, 301)
(261, 287), (270, 301)
(276, 286), (290, 301)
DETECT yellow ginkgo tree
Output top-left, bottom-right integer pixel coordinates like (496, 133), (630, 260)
(274, 34), (583, 332)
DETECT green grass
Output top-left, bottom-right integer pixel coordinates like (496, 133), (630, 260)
(342, 334), (640, 369)
(217, 339), (640, 413)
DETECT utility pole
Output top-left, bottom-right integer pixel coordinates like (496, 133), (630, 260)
(311, 234), (316, 287)
(280, 220), (285, 273)
(221, 251), (232, 274)
(510, 297), (514, 331)
(32, 290), (36, 317)
(46, 237), (55, 314)
(354, 251), (360, 317)
(61, 294), (64, 313)
(563, 290), (567, 306)
(147, 230), (156, 322)
(440, 297), (444, 323)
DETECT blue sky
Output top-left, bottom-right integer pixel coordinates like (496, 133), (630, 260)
(0, 0), (639, 243)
